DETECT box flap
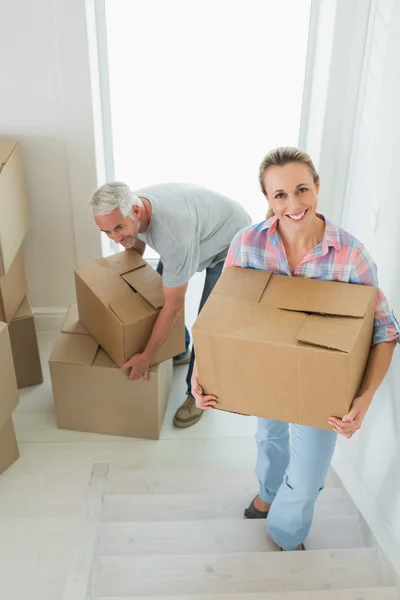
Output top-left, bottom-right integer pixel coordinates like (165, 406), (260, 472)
(0, 143), (30, 275)
(109, 291), (157, 324)
(75, 258), (134, 309)
(92, 347), (119, 368)
(297, 314), (362, 352)
(214, 267), (273, 303)
(61, 304), (90, 335)
(0, 323), (19, 428)
(265, 275), (374, 317)
(121, 266), (165, 309)
(50, 332), (99, 366)
(13, 297), (31, 320)
(0, 139), (17, 169)
(193, 294), (274, 335)
(0, 247), (28, 323)
(75, 251), (158, 321)
(100, 249), (147, 274)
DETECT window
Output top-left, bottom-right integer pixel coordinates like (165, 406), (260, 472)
(98, 0), (311, 258)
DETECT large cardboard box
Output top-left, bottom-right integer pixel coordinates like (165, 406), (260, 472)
(9, 297), (43, 389)
(49, 305), (173, 439)
(0, 139), (29, 276)
(75, 250), (185, 367)
(193, 268), (376, 430)
(0, 418), (19, 475)
(0, 322), (19, 430)
(0, 322), (19, 474)
(0, 248), (28, 323)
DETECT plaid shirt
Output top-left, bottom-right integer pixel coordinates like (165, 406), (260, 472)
(225, 215), (399, 346)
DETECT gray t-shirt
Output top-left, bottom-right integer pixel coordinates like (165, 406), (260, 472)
(136, 183), (251, 287)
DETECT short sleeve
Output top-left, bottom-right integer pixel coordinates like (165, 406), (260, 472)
(224, 230), (244, 268)
(349, 245), (399, 345)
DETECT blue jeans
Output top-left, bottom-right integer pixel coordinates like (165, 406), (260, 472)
(256, 418), (337, 550)
(156, 260), (224, 394)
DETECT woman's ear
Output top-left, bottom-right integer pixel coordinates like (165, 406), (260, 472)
(315, 179), (320, 195)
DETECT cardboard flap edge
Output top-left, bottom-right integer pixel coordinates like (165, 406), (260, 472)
(296, 314), (358, 353)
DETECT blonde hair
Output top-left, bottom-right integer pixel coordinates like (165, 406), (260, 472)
(259, 147), (319, 219)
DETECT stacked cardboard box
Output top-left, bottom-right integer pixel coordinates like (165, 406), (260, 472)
(0, 323), (20, 474)
(0, 139), (43, 390)
(50, 251), (186, 440)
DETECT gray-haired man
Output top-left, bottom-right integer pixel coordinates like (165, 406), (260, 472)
(90, 182), (251, 428)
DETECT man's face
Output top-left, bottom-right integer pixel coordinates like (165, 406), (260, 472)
(95, 208), (140, 249)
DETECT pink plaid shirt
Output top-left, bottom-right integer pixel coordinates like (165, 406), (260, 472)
(225, 215), (399, 346)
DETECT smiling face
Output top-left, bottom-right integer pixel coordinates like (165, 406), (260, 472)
(263, 162), (320, 228)
(95, 207), (140, 249)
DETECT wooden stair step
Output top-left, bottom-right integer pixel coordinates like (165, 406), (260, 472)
(89, 548), (390, 597)
(104, 468), (340, 496)
(96, 515), (364, 556)
(101, 488), (357, 523)
(88, 588), (400, 599)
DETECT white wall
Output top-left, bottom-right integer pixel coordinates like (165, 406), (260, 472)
(330, 0), (400, 574)
(0, 0), (102, 312)
(301, 0), (371, 223)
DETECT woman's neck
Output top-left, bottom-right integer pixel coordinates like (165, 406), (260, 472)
(278, 214), (325, 254)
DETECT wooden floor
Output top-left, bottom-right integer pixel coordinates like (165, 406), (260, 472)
(0, 325), (398, 599)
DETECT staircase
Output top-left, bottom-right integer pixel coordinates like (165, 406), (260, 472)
(76, 467), (399, 599)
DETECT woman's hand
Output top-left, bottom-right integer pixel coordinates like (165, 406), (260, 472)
(328, 393), (371, 439)
(191, 361), (217, 410)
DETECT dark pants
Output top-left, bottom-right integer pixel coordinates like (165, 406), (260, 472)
(156, 260), (224, 394)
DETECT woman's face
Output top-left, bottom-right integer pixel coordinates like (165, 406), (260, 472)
(263, 162), (320, 228)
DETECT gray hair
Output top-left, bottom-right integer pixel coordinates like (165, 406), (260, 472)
(89, 182), (142, 218)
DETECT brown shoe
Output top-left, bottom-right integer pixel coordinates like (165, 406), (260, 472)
(173, 394), (203, 428)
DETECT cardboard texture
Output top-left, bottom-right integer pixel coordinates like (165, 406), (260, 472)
(0, 322), (19, 431)
(9, 297), (43, 389)
(193, 268), (376, 430)
(75, 250), (185, 367)
(49, 305), (173, 440)
(0, 248), (28, 323)
(0, 140), (29, 276)
(0, 418), (19, 475)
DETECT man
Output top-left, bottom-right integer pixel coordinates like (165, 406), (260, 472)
(89, 182), (251, 428)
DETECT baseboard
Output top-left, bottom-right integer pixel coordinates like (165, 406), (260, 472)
(33, 307), (68, 332)
(332, 448), (400, 580)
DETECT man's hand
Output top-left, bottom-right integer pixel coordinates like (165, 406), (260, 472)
(191, 360), (217, 410)
(122, 352), (151, 381)
(328, 394), (371, 439)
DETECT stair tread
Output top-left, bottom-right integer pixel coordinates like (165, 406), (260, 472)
(96, 515), (364, 556)
(88, 588), (400, 599)
(104, 467), (341, 495)
(89, 548), (392, 597)
(101, 487), (357, 523)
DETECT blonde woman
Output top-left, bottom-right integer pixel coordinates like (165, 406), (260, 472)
(191, 147), (398, 551)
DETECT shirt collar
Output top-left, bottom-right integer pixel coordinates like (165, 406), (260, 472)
(261, 214), (342, 252)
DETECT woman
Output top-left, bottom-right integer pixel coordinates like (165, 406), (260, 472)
(191, 147), (398, 551)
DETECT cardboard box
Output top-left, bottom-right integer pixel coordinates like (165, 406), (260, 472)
(193, 268), (376, 430)
(0, 322), (19, 431)
(9, 297), (43, 389)
(49, 305), (173, 439)
(75, 250), (185, 367)
(0, 418), (19, 475)
(0, 248), (28, 323)
(0, 139), (29, 276)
